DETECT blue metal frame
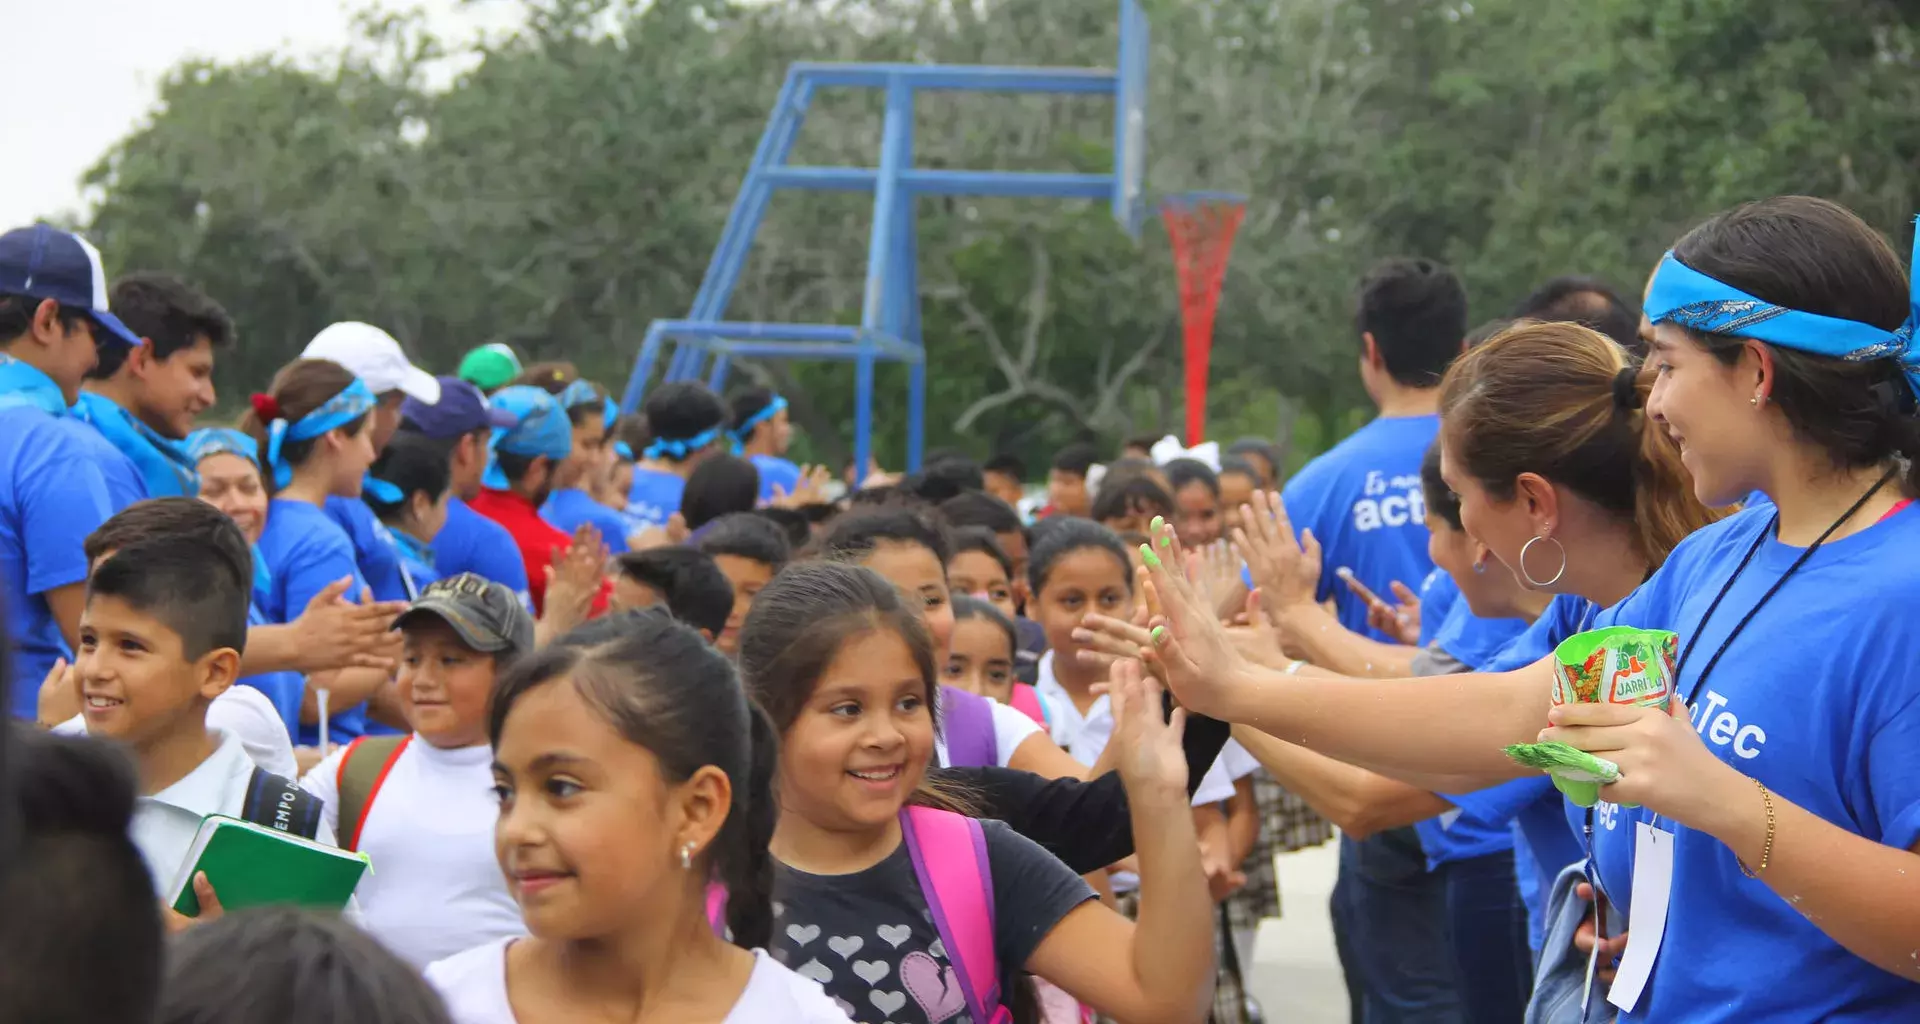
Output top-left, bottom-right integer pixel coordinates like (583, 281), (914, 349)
(621, 1), (1148, 480)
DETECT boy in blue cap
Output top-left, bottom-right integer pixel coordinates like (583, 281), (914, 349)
(395, 376), (530, 606)
(467, 385), (607, 619)
(0, 224), (144, 716)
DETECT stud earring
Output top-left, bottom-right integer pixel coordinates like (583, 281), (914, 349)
(679, 841), (696, 870)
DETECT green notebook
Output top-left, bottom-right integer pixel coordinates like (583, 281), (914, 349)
(168, 815), (370, 918)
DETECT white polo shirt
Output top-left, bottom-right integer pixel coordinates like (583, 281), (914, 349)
(129, 727), (340, 898)
(54, 685), (297, 778)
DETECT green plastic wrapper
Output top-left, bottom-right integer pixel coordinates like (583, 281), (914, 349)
(1504, 626), (1677, 807)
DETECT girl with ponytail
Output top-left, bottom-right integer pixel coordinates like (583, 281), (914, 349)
(240, 358), (387, 746)
(427, 609), (849, 1022)
(1115, 196), (1920, 1021)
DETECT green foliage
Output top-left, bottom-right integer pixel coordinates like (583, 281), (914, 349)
(75, 0), (1920, 476)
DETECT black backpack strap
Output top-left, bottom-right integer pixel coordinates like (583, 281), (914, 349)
(241, 767), (324, 841)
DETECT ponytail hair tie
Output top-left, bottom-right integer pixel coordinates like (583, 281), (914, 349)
(1612, 366), (1644, 412)
(250, 393), (282, 421)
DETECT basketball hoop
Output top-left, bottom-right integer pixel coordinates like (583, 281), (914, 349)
(1162, 192), (1245, 446)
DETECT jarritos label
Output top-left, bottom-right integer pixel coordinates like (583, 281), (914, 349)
(1551, 627), (1677, 714)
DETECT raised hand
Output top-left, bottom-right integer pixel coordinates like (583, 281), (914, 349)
(1137, 516), (1251, 719)
(292, 578), (409, 673)
(1230, 490), (1322, 614)
(770, 465), (834, 508)
(35, 657), (80, 728)
(1359, 577), (1422, 645)
(1104, 656), (1188, 799)
(1192, 541), (1250, 623)
(541, 524), (608, 638)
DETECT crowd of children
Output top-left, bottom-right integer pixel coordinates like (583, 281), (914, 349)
(5, 191), (1920, 1024)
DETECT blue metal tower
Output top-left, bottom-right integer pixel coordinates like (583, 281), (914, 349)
(618, 0), (1150, 479)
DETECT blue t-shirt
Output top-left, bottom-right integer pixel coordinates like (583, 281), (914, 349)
(257, 498), (372, 742)
(434, 497), (532, 607)
(61, 415), (147, 513)
(1578, 503), (1920, 1021)
(752, 453), (801, 503)
(72, 391), (197, 498)
(325, 496), (409, 603)
(1416, 569), (1459, 648)
(1, 407), (115, 717)
(1412, 596), (1531, 872)
(1281, 414), (1438, 642)
(238, 602), (304, 742)
(625, 467), (685, 529)
(540, 487), (632, 554)
(1429, 592), (1532, 671)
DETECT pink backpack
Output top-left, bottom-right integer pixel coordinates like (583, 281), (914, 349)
(708, 804), (1012, 1024)
(1008, 683), (1050, 728)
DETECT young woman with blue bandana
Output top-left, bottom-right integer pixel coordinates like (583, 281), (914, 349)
(241, 358), (391, 750)
(1131, 196), (1920, 1021)
(730, 386), (801, 503)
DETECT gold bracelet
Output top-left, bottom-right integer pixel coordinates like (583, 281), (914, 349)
(1738, 777), (1776, 879)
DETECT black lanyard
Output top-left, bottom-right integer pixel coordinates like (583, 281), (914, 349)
(1674, 468), (1897, 708)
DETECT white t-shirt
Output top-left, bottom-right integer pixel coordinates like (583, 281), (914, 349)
(299, 738), (521, 968)
(426, 939), (854, 1024)
(1034, 651), (1241, 803)
(56, 685), (298, 778)
(129, 727), (340, 897)
(932, 695), (1043, 769)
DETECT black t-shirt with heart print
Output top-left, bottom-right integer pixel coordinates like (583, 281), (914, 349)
(769, 819), (1095, 1024)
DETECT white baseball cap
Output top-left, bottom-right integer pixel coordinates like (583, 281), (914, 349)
(303, 322), (441, 404)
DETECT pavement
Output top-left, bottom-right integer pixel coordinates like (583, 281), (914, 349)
(1246, 839), (1350, 1023)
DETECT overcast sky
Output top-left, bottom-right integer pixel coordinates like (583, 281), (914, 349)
(0, 0), (523, 231)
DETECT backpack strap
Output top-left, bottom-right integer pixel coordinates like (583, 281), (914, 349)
(901, 805), (1009, 1024)
(939, 684), (999, 768)
(240, 767), (324, 840)
(334, 735), (411, 852)
(1008, 683), (1049, 728)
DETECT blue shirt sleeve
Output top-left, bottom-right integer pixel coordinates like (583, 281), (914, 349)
(325, 497), (408, 602)
(436, 498), (533, 594)
(20, 425), (113, 595)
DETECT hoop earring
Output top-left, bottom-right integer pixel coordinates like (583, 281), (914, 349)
(1518, 535), (1567, 588)
(679, 841), (696, 870)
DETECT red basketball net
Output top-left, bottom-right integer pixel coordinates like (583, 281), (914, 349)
(1162, 195), (1245, 445)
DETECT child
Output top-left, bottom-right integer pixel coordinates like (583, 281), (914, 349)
(937, 490), (1031, 591)
(981, 453), (1027, 510)
(158, 908), (454, 1024)
(1089, 474), (1174, 540)
(1161, 458), (1223, 547)
(946, 525), (1019, 620)
(694, 512), (792, 655)
(531, 374), (633, 555)
(1215, 456), (1260, 535)
(75, 532), (336, 915)
(819, 509), (1088, 778)
(947, 595), (1055, 730)
(364, 432), (452, 598)
(730, 387), (802, 503)
(242, 359), (389, 744)
(467, 385), (598, 617)
(608, 547), (734, 642)
(737, 561), (1216, 1024)
(1, 727), (164, 1023)
(627, 381), (731, 528)
(683, 454), (762, 535)
(425, 612), (851, 1022)
(298, 573), (533, 968)
(1042, 443), (1097, 519)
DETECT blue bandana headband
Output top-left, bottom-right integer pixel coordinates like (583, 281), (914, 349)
(1644, 218), (1920, 401)
(557, 378), (601, 412)
(186, 427), (261, 469)
(729, 394), (787, 448)
(646, 425), (724, 461)
(612, 440), (635, 462)
(483, 385), (574, 490)
(265, 378), (378, 489)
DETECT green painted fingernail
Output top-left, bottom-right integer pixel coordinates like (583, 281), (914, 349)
(1151, 625), (1168, 645)
(1141, 544), (1161, 568)
(1158, 533), (1173, 550)
(1150, 515), (1165, 532)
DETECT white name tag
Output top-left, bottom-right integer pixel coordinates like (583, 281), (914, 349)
(1607, 822), (1675, 1012)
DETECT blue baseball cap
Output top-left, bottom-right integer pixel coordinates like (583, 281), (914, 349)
(483, 385), (573, 489)
(401, 375), (515, 440)
(0, 224), (142, 347)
